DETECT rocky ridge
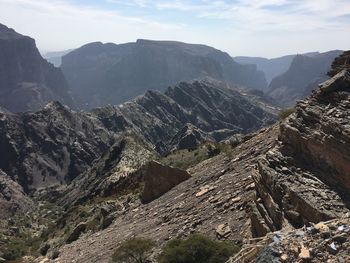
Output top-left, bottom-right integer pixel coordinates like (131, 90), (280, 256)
(96, 80), (275, 150)
(0, 80), (275, 212)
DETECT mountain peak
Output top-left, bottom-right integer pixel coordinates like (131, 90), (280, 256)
(0, 23), (25, 40)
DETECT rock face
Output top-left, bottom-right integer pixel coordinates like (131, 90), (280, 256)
(95, 80), (275, 150)
(249, 51), (350, 238)
(141, 161), (191, 203)
(0, 24), (74, 112)
(267, 50), (343, 106)
(328, 50), (350, 77)
(0, 101), (116, 192)
(61, 40), (267, 108)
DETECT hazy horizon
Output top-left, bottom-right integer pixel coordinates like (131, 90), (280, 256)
(1, 0), (350, 58)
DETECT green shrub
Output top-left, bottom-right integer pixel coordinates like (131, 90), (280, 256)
(111, 237), (156, 263)
(158, 234), (239, 263)
(278, 107), (295, 120)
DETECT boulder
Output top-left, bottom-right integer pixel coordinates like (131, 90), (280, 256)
(141, 161), (191, 203)
(319, 69), (350, 93)
(66, 222), (87, 244)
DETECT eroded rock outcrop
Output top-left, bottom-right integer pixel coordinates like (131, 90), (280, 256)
(249, 51), (350, 238)
(141, 161), (191, 203)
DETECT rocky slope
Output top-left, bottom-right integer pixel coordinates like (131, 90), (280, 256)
(0, 80), (275, 199)
(0, 79), (276, 261)
(0, 24), (74, 112)
(61, 39), (267, 108)
(227, 50), (350, 262)
(48, 125), (279, 263)
(0, 102), (117, 192)
(267, 50), (342, 106)
(40, 51), (349, 263)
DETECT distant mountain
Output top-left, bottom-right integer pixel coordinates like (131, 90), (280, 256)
(61, 39), (267, 109)
(234, 52), (321, 84)
(234, 55), (296, 84)
(43, 49), (74, 67)
(0, 24), (74, 112)
(267, 50), (343, 106)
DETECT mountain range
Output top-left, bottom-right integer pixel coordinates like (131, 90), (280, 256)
(0, 23), (342, 112)
(0, 49), (348, 263)
(0, 22), (350, 263)
(60, 39), (267, 109)
(0, 79), (275, 195)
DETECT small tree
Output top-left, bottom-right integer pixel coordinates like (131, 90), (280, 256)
(158, 234), (239, 263)
(112, 237), (156, 263)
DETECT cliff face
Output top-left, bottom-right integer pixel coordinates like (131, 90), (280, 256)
(249, 51), (350, 239)
(0, 24), (73, 112)
(267, 50), (342, 107)
(61, 40), (267, 108)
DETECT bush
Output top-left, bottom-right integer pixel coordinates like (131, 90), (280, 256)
(158, 234), (239, 263)
(278, 107), (295, 120)
(112, 237), (156, 263)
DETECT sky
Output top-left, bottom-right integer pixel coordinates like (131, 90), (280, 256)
(0, 0), (349, 58)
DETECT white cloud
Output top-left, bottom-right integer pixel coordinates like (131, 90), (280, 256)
(0, 0), (185, 51)
(145, 0), (350, 31)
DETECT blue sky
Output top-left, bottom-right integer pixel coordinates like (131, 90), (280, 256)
(0, 0), (349, 57)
